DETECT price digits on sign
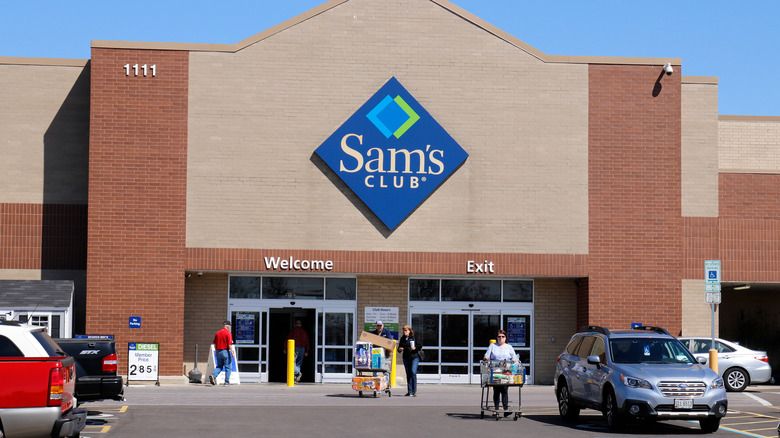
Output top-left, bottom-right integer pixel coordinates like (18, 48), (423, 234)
(129, 364), (155, 375)
(124, 64), (157, 77)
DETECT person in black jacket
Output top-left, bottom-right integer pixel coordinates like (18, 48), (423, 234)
(397, 325), (422, 396)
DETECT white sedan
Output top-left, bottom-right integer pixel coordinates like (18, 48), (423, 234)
(678, 337), (772, 392)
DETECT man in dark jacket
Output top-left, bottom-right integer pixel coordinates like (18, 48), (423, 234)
(372, 320), (392, 339)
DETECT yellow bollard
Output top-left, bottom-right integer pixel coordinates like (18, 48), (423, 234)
(390, 347), (397, 388)
(287, 339), (295, 387)
(709, 349), (718, 374)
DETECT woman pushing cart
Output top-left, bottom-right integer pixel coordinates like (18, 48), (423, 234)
(480, 329), (523, 420)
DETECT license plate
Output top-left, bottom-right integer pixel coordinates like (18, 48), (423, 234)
(674, 398), (693, 409)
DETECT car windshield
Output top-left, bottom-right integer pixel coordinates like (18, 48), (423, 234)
(610, 338), (696, 364)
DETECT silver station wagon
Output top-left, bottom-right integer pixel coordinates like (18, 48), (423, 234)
(554, 326), (728, 432)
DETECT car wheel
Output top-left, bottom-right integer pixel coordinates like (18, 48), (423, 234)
(724, 367), (749, 392)
(699, 417), (720, 433)
(604, 389), (624, 431)
(557, 383), (580, 421)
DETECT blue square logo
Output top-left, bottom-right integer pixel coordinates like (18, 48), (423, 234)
(315, 77), (468, 230)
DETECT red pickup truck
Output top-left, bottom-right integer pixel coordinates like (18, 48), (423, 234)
(0, 321), (86, 438)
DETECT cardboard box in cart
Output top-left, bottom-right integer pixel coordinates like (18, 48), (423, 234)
(352, 374), (388, 391)
(354, 342), (387, 370)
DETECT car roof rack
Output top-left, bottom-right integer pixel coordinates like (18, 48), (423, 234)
(632, 326), (671, 336)
(578, 325), (611, 336)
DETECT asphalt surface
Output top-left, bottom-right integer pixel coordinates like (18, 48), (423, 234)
(79, 383), (780, 437)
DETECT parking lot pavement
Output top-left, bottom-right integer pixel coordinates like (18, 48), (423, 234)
(119, 382), (559, 407)
(79, 404), (128, 437)
(92, 384), (780, 437)
(119, 382), (780, 408)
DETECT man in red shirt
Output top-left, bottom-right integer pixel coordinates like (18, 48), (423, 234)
(284, 319), (309, 383)
(209, 320), (235, 385)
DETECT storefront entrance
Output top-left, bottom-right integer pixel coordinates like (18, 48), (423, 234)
(268, 309), (315, 383)
(409, 305), (533, 384)
(227, 275), (358, 383)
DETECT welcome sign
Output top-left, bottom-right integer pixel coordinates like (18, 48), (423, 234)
(315, 77), (468, 230)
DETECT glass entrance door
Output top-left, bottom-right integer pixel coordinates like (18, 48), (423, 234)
(318, 309), (354, 383)
(410, 306), (533, 384)
(230, 309), (266, 382)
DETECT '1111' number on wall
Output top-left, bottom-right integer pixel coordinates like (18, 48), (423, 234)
(124, 64), (156, 77)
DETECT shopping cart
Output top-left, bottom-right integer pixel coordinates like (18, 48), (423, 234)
(480, 360), (523, 421)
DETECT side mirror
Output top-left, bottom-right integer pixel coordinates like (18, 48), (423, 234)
(697, 356), (707, 365)
(587, 355), (601, 365)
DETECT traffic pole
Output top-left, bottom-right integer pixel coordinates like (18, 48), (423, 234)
(287, 339), (295, 387)
(390, 345), (397, 388)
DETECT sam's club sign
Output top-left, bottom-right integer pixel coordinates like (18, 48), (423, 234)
(315, 77), (468, 230)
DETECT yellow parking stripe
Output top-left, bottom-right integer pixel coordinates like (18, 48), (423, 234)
(718, 426), (773, 438)
(727, 419), (780, 426)
(729, 410), (780, 420)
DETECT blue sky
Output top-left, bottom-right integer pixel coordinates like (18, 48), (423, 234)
(2, 0), (777, 116)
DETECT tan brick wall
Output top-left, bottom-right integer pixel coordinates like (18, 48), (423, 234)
(183, 273), (228, 369)
(0, 64), (89, 205)
(681, 279), (718, 337)
(186, 0), (589, 254)
(534, 278), (577, 385)
(357, 275), (408, 329)
(719, 119), (780, 171)
(681, 82), (719, 217)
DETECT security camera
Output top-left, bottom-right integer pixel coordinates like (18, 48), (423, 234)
(663, 63), (673, 75)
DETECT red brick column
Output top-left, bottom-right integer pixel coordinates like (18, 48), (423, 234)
(588, 64), (683, 334)
(87, 49), (188, 376)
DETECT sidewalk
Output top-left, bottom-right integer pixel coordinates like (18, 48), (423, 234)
(110, 382), (559, 408)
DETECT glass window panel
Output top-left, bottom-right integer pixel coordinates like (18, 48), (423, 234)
(325, 348), (350, 362)
(0, 336), (23, 356)
(262, 277), (323, 300)
(418, 365), (439, 374)
(409, 279), (439, 301)
(325, 364), (347, 373)
(325, 278), (356, 300)
(692, 339), (711, 354)
(238, 363), (258, 373)
(503, 280), (533, 302)
(442, 365), (468, 374)
(714, 341), (735, 353)
(441, 314), (468, 347)
(517, 350), (530, 365)
(51, 315), (61, 338)
(503, 315), (530, 347)
(473, 314), (500, 350)
(229, 276), (261, 299)
(237, 347), (259, 361)
(441, 279), (500, 301)
(233, 312), (260, 344)
(576, 336), (596, 359)
(419, 349), (437, 362)
(441, 349), (469, 362)
(411, 314), (439, 347)
(324, 313), (352, 346)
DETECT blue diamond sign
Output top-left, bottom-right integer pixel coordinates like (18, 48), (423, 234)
(315, 77), (469, 230)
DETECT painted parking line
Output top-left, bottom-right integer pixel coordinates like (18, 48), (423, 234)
(82, 405), (128, 436)
(717, 410), (780, 438)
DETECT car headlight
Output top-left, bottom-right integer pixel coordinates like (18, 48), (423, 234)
(621, 374), (652, 389)
(710, 377), (724, 389)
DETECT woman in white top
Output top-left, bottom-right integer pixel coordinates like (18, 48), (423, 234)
(483, 329), (518, 414)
